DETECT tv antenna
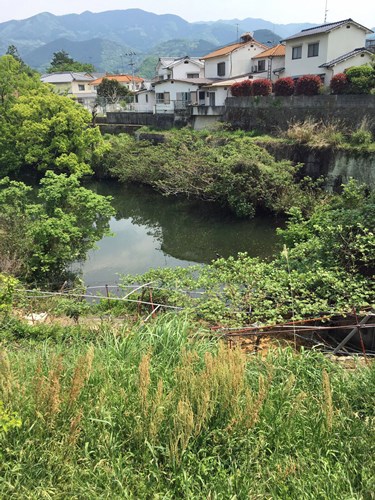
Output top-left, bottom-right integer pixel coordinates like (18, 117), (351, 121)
(324, 0), (328, 23)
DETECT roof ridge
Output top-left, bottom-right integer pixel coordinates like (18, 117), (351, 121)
(301, 18), (352, 33)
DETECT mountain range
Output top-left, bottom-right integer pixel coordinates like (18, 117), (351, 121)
(0, 9), (373, 77)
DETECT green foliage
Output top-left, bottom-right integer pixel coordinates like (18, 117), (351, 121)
(345, 64), (375, 94)
(0, 314), (374, 497)
(280, 180), (375, 276)
(0, 274), (19, 317)
(47, 50), (95, 73)
(0, 401), (21, 437)
(0, 55), (108, 176)
(0, 173), (115, 285)
(103, 129), (317, 218)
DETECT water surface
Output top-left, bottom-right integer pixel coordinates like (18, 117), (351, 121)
(81, 181), (283, 285)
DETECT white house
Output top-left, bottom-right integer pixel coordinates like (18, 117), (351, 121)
(251, 44), (286, 81)
(201, 33), (268, 80)
(40, 72), (97, 108)
(152, 77), (215, 113)
(283, 19), (374, 84)
(155, 56), (205, 81)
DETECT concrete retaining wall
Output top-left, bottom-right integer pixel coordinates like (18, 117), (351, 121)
(224, 95), (375, 134)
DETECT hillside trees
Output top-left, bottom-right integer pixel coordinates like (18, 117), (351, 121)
(47, 50), (95, 73)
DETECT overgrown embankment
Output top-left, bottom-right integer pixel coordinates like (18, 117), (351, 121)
(96, 128), (319, 218)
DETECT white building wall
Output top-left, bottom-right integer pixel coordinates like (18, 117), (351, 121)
(171, 61), (204, 79)
(153, 80), (201, 113)
(204, 57), (230, 79)
(231, 44), (266, 76)
(134, 91), (155, 112)
(285, 36), (329, 77)
(325, 52), (374, 84)
(327, 24), (368, 60)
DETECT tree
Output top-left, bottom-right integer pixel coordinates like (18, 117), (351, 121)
(0, 55), (109, 177)
(0, 173), (115, 285)
(96, 78), (131, 105)
(47, 50), (95, 74)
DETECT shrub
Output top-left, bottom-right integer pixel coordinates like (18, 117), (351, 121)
(350, 118), (373, 146)
(230, 80), (253, 97)
(330, 73), (349, 94)
(295, 75), (322, 96)
(252, 79), (272, 96)
(240, 79), (253, 96)
(230, 82), (243, 97)
(345, 65), (375, 94)
(274, 77), (295, 96)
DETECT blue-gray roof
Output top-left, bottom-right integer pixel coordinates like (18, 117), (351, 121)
(283, 19), (373, 41)
(319, 47), (373, 67)
(41, 72), (95, 84)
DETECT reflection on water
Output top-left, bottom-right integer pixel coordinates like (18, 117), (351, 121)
(81, 181), (283, 285)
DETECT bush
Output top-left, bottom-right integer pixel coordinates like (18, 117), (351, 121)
(295, 75), (322, 96)
(274, 77), (295, 96)
(230, 80), (253, 97)
(330, 73), (349, 94)
(252, 79), (272, 96)
(350, 121), (373, 146)
(230, 82), (243, 97)
(241, 79), (253, 96)
(345, 65), (375, 94)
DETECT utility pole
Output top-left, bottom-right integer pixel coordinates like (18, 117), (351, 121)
(124, 51), (136, 103)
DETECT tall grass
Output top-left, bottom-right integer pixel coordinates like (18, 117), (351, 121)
(0, 314), (374, 497)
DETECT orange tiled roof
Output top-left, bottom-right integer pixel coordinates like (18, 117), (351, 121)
(90, 74), (144, 85)
(201, 39), (267, 60)
(252, 44), (286, 59)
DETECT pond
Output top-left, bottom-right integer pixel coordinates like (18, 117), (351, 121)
(80, 181), (284, 285)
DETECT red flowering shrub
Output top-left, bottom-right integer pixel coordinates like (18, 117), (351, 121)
(252, 79), (272, 96)
(230, 80), (253, 96)
(240, 79), (253, 96)
(295, 75), (322, 96)
(330, 73), (349, 94)
(230, 82), (243, 97)
(274, 77), (295, 96)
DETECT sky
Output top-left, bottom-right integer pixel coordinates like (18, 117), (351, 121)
(1, 0), (374, 27)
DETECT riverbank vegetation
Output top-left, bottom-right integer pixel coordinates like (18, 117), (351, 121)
(98, 129), (321, 218)
(115, 180), (374, 324)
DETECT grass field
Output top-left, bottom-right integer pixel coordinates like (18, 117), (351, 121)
(0, 314), (374, 498)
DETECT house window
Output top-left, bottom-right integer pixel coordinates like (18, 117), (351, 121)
(308, 42), (319, 57)
(292, 46), (302, 59)
(176, 92), (190, 102)
(217, 62), (226, 76)
(257, 60), (266, 71)
(145, 95), (148, 103)
(187, 73), (199, 78)
(156, 92), (170, 104)
(78, 84), (85, 91)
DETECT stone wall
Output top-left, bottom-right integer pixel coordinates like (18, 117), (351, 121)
(224, 95), (375, 134)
